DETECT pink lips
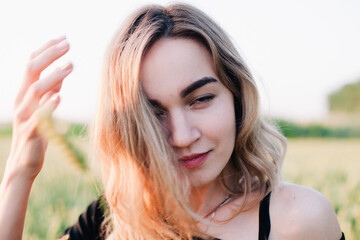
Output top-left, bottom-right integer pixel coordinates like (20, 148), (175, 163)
(178, 151), (210, 169)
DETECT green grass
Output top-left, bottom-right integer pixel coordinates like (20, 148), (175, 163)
(0, 124), (12, 136)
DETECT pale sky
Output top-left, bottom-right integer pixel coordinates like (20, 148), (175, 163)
(1, 0), (360, 123)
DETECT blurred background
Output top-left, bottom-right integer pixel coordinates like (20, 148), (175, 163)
(0, 0), (359, 239)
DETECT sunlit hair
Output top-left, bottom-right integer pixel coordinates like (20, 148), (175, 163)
(90, 3), (287, 239)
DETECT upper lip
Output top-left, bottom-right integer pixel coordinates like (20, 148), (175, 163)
(178, 151), (210, 161)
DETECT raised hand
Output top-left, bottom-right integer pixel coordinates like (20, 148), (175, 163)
(0, 36), (73, 240)
(8, 36), (73, 179)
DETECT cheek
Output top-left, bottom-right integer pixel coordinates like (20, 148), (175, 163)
(199, 95), (236, 146)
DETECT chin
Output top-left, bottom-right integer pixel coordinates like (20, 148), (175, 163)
(187, 170), (221, 189)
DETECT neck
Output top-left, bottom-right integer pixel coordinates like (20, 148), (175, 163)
(189, 178), (228, 217)
(189, 163), (237, 216)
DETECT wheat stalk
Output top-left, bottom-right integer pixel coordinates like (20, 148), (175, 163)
(38, 114), (88, 172)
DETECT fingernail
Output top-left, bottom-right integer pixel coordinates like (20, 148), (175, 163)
(50, 93), (60, 102)
(57, 40), (69, 50)
(63, 62), (73, 72)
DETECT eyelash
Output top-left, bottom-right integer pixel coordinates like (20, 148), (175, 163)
(190, 94), (215, 106)
(153, 94), (215, 120)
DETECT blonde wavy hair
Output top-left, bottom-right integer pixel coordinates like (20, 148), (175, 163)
(90, 3), (287, 239)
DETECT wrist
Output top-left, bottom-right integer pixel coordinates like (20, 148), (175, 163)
(0, 161), (35, 240)
(3, 159), (38, 186)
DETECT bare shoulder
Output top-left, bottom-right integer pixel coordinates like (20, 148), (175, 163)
(269, 182), (343, 240)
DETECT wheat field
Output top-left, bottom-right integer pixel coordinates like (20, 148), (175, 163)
(283, 138), (360, 239)
(0, 136), (359, 239)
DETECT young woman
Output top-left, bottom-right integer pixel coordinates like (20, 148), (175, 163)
(0, 3), (345, 240)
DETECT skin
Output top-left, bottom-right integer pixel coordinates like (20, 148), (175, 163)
(269, 183), (343, 240)
(0, 36), (73, 240)
(0, 36), (343, 240)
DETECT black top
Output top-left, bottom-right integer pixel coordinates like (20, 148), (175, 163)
(59, 193), (345, 240)
(59, 199), (105, 240)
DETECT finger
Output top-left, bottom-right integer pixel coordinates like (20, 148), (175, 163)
(39, 82), (63, 105)
(39, 91), (56, 106)
(26, 93), (61, 139)
(16, 63), (73, 121)
(16, 39), (70, 106)
(51, 78), (64, 93)
(16, 80), (63, 110)
(38, 93), (61, 117)
(29, 35), (66, 60)
(26, 39), (70, 81)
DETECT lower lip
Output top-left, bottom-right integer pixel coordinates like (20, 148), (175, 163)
(179, 152), (209, 169)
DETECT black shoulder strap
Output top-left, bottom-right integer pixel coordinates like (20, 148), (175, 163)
(258, 192), (271, 240)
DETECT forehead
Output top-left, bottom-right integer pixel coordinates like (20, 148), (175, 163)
(140, 37), (217, 99)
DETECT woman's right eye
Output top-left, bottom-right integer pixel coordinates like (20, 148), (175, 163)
(154, 109), (167, 120)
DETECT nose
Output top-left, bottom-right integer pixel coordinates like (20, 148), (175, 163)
(168, 110), (201, 148)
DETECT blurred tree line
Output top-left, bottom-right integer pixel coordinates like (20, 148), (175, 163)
(275, 79), (360, 138)
(328, 79), (360, 113)
(275, 119), (360, 138)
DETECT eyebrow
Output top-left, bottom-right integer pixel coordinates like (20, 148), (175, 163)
(148, 99), (163, 109)
(180, 77), (218, 98)
(148, 77), (218, 108)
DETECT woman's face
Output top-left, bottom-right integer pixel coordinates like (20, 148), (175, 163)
(140, 38), (236, 188)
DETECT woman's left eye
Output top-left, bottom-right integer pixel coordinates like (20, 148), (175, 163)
(190, 95), (215, 106)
